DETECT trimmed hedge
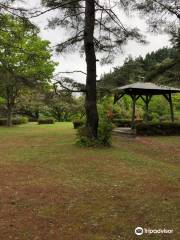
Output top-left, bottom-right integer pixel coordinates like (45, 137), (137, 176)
(136, 122), (180, 136)
(73, 119), (84, 129)
(38, 118), (55, 124)
(0, 117), (28, 126)
(112, 118), (143, 127)
(28, 117), (38, 122)
(0, 119), (7, 126)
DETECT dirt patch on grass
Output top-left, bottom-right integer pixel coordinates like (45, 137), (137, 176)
(136, 137), (180, 153)
(0, 160), (179, 240)
(0, 162), (179, 240)
(0, 163), (126, 240)
(113, 136), (180, 165)
(0, 164), (78, 240)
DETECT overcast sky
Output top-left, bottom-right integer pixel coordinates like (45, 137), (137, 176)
(15, 0), (171, 83)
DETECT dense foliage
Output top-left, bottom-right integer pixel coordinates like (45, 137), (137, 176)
(38, 118), (55, 124)
(76, 97), (114, 147)
(0, 14), (56, 126)
(98, 38), (180, 126)
(136, 122), (180, 136)
(0, 116), (28, 126)
(100, 46), (179, 89)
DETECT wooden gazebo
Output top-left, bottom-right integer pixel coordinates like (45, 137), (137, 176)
(114, 82), (180, 128)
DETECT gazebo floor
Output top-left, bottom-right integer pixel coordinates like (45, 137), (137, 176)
(112, 127), (136, 137)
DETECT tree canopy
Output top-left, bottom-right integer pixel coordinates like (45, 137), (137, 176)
(0, 14), (56, 125)
(100, 43), (180, 89)
(131, 0), (180, 32)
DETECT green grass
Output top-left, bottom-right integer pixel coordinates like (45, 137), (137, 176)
(0, 122), (179, 240)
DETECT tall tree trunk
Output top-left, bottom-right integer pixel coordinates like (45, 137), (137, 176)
(84, 0), (98, 139)
(35, 110), (39, 121)
(7, 105), (13, 127)
(57, 111), (61, 122)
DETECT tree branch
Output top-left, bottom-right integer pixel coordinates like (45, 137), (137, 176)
(54, 79), (86, 93)
(153, 0), (180, 19)
(29, 0), (85, 19)
(54, 31), (84, 52)
(95, 0), (129, 33)
(54, 70), (87, 76)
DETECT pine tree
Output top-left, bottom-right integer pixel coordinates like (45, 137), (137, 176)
(38, 0), (144, 140)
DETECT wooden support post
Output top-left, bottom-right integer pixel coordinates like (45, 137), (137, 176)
(113, 93), (125, 104)
(169, 93), (174, 123)
(140, 95), (152, 123)
(144, 95), (149, 122)
(131, 95), (136, 129)
(163, 93), (174, 123)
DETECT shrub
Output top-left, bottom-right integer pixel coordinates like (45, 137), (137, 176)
(136, 122), (180, 136)
(13, 116), (28, 125)
(112, 118), (143, 127)
(76, 126), (95, 147)
(76, 116), (113, 147)
(76, 96), (115, 147)
(73, 119), (84, 129)
(112, 118), (131, 127)
(38, 118), (55, 124)
(0, 119), (7, 126)
(28, 117), (38, 122)
(0, 116), (28, 126)
(97, 119), (113, 146)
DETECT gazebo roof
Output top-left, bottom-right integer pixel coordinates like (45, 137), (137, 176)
(116, 82), (180, 94)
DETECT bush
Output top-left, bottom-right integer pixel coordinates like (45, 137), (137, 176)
(38, 118), (55, 124)
(112, 118), (143, 127)
(76, 126), (95, 147)
(0, 119), (7, 126)
(0, 116), (28, 126)
(73, 119), (84, 129)
(76, 96), (114, 147)
(97, 119), (113, 146)
(76, 118), (113, 147)
(112, 118), (131, 127)
(136, 122), (180, 136)
(28, 117), (38, 122)
(13, 116), (28, 125)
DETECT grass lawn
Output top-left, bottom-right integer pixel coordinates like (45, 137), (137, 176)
(0, 122), (179, 240)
